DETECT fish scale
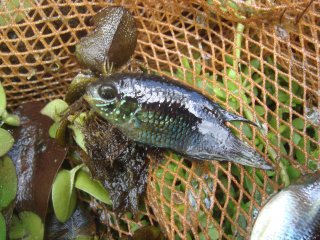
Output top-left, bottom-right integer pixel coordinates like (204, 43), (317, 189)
(132, 103), (195, 149)
(85, 73), (272, 170)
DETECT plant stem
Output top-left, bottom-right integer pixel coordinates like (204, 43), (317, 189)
(233, 22), (245, 70)
(261, 137), (290, 187)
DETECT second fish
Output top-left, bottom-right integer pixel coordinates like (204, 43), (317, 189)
(84, 73), (272, 170)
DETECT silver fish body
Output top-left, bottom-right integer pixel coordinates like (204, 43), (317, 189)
(251, 175), (320, 240)
(84, 73), (272, 170)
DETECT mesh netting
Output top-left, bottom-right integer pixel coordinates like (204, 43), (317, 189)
(1, 0), (319, 239)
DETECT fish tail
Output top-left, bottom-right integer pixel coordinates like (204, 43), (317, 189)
(228, 136), (273, 170)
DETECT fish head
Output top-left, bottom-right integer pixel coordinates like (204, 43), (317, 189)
(84, 76), (139, 124)
(84, 80), (120, 121)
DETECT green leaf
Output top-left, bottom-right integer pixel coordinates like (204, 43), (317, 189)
(278, 90), (290, 104)
(181, 57), (191, 70)
(67, 112), (87, 150)
(224, 55), (233, 66)
(293, 132), (302, 145)
(163, 186), (171, 201)
(40, 99), (68, 122)
(308, 159), (318, 171)
(175, 68), (184, 80)
(8, 215), (25, 239)
(214, 87), (226, 100)
(0, 155), (17, 210)
(255, 105), (265, 116)
(208, 227), (219, 240)
(244, 176), (253, 193)
(69, 124), (87, 152)
(49, 122), (59, 138)
(75, 169), (112, 205)
(242, 124), (252, 139)
(292, 81), (300, 94)
(293, 118), (304, 130)
(52, 168), (79, 223)
(295, 148), (305, 164)
(3, 113), (20, 127)
(227, 68), (237, 80)
(205, 81), (214, 95)
(9, 211), (44, 240)
(0, 82), (6, 115)
(287, 166), (301, 181)
(250, 59), (260, 70)
(0, 212), (5, 240)
(225, 69), (238, 91)
(0, 128), (14, 157)
(195, 62), (202, 75)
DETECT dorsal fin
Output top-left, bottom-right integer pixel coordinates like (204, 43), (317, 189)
(219, 108), (258, 127)
(204, 106), (258, 127)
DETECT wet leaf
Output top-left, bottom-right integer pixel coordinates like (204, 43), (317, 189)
(75, 6), (137, 74)
(0, 82), (6, 114)
(75, 169), (112, 205)
(0, 128), (14, 157)
(0, 212), (5, 240)
(65, 72), (98, 105)
(0, 156), (17, 210)
(46, 205), (96, 240)
(9, 211), (44, 240)
(55, 118), (69, 146)
(52, 169), (78, 223)
(41, 99), (68, 122)
(8, 102), (68, 221)
(0, 83), (20, 127)
(293, 118), (304, 130)
(132, 226), (165, 240)
(55, 98), (87, 147)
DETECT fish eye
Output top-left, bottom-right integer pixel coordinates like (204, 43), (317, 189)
(98, 84), (117, 101)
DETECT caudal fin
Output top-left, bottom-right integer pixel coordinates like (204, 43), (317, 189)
(228, 136), (273, 170)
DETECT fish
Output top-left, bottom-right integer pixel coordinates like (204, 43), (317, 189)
(84, 72), (272, 170)
(251, 174), (320, 240)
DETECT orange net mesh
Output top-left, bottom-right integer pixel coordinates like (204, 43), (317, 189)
(1, 1), (319, 239)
